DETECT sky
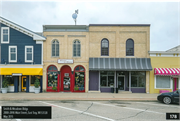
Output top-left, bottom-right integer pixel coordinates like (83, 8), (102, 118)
(0, 0), (179, 51)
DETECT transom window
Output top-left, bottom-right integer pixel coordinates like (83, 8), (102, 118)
(25, 46), (33, 62)
(101, 39), (109, 56)
(73, 40), (81, 57)
(1, 27), (9, 43)
(52, 40), (59, 57)
(9, 46), (17, 62)
(126, 39), (134, 56)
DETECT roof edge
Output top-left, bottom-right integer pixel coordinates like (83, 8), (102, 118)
(0, 16), (46, 40)
(89, 24), (150, 26)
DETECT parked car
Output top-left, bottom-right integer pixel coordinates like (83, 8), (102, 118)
(157, 90), (180, 104)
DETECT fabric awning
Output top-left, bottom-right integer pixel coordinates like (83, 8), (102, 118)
(89, 58), (152, 71)
(0, 68), (43, 75)
(154, 68), (180, 76)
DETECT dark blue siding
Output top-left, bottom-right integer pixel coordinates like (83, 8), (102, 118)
(0, 23), (42, 64)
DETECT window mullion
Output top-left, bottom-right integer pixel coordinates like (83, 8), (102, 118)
(55, 43), (56, 56)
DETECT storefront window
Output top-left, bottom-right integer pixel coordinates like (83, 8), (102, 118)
(100, 71), (114, 87)
(31, 76), (40, 86)
(74, 66), (85, 91)
(47, 65), (58, 88)
(4, 76), (14, 86)
(156, 76), (170, 88)
(129, 72), (146, 87)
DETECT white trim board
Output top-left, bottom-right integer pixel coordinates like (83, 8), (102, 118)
(0, 65), (43, 68)
(0, 17), (46, 41)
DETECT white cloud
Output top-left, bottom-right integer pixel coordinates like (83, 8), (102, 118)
(0, 1), (179, 51)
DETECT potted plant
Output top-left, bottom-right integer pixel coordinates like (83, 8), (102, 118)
(74, 86), (79, 91)
(34, 77), (40, 94)
(2, 77), (9, 93)
(52, 86), (57, 91)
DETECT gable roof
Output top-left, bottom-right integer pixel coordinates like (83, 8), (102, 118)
(0, 16), (46, 41)
(166, 45), (180, 52)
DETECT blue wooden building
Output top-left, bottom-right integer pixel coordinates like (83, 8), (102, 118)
(0, 16), (46, 93)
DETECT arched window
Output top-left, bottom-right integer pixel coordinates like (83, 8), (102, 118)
(73, 40), (81, 57)
(47, 65), (58, 88)
(74, 65), (85, 91)
(101, 39), (109, 56)
(52, 40), (59, 57)
(126, 39), (134, 56)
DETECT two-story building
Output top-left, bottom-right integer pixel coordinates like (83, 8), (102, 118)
(43, 25), (89, 92)
(0, 16), (46, 93)
(88, 24), (152, 93)
(42, 24), (152, 93)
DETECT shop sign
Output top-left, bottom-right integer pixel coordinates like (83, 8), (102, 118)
(58, 59), (73, 64)
(64, 73), (69, 77)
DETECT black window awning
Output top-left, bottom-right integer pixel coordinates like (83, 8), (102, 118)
(89, 58), (152, 71)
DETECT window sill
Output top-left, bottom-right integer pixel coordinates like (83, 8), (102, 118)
(1, 42), (9, 44)
(101, 56), (109, 57)
(125, 56), (135, 58)
(127, 87), (145, 88)
(73, 57), (81, 58)
(155, 88), (171, 89)
(9, 61), (17, 63)
(51, 56), (59, 58)
(25, 61), (33, 63)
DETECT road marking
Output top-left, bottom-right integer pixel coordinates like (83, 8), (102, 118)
(0, 106), (21, 121)
(92, 102), (164, 114)
(39, 101), (115, 121)
(135, 102), (180, 108)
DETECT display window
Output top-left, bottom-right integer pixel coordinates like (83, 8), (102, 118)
(100, 71), (114, 87)
(4, 76), (14, 86)
(47, 65), (58, 91)
(31, 76), (40, 86)
(128, 71), (146, 88)
(74, 65), (85, 92)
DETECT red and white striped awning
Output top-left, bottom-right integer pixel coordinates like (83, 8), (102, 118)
(154, 68), (180, 76)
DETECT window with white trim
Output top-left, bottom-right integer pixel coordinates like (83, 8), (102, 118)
(25, 46), (33, 62)
(1, 27), (9, 43)
(156, 76), (170, 88)
(9, 46), (17, 62)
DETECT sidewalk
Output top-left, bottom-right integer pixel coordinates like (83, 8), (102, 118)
(0, 92), (159, 101)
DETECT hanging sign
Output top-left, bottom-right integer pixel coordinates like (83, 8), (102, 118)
(57, 59), (73, 64)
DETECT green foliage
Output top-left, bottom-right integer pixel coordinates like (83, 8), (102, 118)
(74, 86), (79, 91)
(34, 77), (40, 88)
(2, 77), (9, 88)
(52, 87), (57, 91)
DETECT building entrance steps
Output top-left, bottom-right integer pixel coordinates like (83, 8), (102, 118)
(118, 91), (132, 94)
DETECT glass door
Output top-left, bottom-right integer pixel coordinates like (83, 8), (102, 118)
(63, 76), (70, 91)
(21, 76), (26, 92)
(118, 76), (125, 91)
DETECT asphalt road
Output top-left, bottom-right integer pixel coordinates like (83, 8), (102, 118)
(0, 101), (179, 121)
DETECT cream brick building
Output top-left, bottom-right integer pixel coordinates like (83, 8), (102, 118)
(43, 24), (152, 93)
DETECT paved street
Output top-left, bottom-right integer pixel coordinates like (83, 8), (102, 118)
(0, 101), (179, 121)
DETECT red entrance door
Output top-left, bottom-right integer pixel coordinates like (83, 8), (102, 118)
(60, 65), (72, 92)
